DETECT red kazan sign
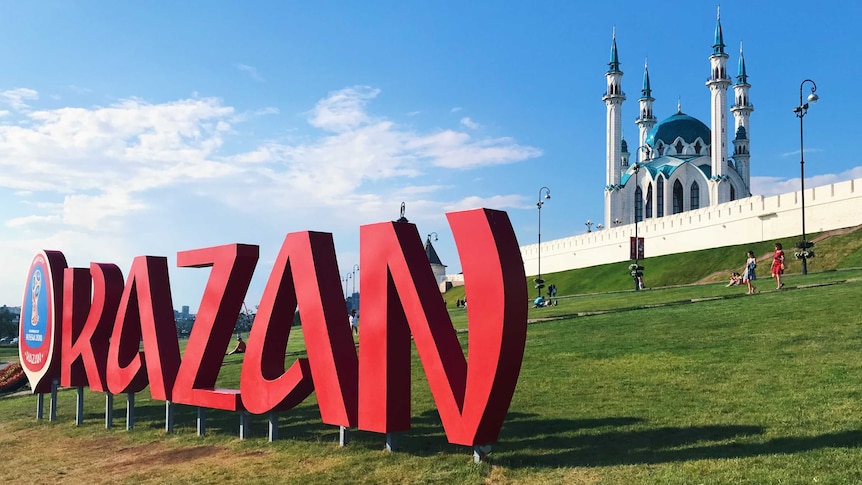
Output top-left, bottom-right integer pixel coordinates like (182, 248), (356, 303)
(19, 208), (528, 446)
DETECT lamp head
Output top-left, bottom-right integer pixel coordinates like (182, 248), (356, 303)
(544, 193), (551, 200)
(808, 93), (819, 104)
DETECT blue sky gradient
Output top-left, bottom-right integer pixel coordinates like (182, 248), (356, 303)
(0, 1), (860, 311)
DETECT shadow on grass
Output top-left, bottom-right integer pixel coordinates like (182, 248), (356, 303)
(497, 413), (862, 467)
(79, 398), (862, 467)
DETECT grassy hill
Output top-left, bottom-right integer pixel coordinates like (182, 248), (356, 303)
(442, 224), (862, 306)
(3, 227), (862, 483)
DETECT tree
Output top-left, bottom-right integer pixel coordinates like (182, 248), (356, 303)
(0, 306), (16, 338)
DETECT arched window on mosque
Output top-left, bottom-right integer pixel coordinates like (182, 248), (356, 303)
(690, 181), (700, 210)
(657, 177), (665, 218)
(673, 180), (684, 214)
(730, 185), (736, 201)
(635, 186), (643, 222)
(645, 183), (653, 219)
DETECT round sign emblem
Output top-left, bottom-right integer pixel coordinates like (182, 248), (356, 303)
(19, 250), (67, 392)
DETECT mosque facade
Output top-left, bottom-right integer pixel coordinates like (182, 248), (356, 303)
(603, 11), (754, 229)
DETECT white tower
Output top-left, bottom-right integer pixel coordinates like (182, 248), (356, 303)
(603, 29), (626, 228)
(705, 7), (732, 203)
(635, 60), (656, 158)
(731, 41), (753, 195)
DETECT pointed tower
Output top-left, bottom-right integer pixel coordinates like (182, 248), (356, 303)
(424, 235), (447, 289)
(603, 28), (626, 228)
(635, 59), (657, 158)
(731, 41), (753, 195)
(705, 6), (732, 203)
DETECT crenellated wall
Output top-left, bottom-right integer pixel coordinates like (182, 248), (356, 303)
(521, 178), (862, 276)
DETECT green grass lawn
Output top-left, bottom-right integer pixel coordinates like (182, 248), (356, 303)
(2, 270), (862, 483)
(3, 227), (862, 483)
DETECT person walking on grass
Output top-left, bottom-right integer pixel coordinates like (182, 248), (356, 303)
(771, 243), (786, 289)
(742, 250), (758, 295)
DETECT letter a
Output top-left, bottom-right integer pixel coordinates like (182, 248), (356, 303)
(106, 256), (181, 399)
(240, 231), (358, 427)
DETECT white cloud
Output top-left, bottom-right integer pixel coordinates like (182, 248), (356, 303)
(450, 107), (462, 113)
(0, 85), (542, 306)
(444, 194), (525, 212)
(750, 166), (862, 197)
(460, 117), (479, 130)
(308, 86), (379, 132)
(236, 63), (265, 82)
(1, 88), (38, 110)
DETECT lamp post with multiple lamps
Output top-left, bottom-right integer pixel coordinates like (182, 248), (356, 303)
(629, 145), (651, 291)
(585, 220), (593, 233)
(351, 263), (359, 310)
(793, 79), (819, 275)
(535, 186), (551, 298)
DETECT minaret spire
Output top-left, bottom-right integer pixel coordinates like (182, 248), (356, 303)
(707, 5), (732, 203)
(641, 58), (652, 97)
(604, 28), (626, 227)
(635, 58), (656, 158)
(609, 26), (621, 72)
(736, 41), (748, 84)
(713, 6), (726, 55)
(731, 39), (754, 195)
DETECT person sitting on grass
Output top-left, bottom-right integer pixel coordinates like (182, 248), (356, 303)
(533, 296), (545, 308)
(227, 336), (246, 355)
(727, 272), (742, 287)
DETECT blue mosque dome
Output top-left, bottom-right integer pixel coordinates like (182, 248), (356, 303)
(644, 111), (711, 148)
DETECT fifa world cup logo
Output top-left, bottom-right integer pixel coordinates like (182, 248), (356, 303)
(30, 269), (42, 326)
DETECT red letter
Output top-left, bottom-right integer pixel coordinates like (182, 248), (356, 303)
(240, 231), (357, 427)
(172, 244), (258, 411)
(357, 208), (527, 446)
(106, 256), (181, 399)
(60, 264), (123, 391)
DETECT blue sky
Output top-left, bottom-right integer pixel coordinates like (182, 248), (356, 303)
(1, 1), (860, 312)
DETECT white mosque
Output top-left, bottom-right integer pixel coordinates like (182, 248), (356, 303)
(603, 10), (753, 229)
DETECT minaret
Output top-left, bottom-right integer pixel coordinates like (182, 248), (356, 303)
(603, 28), (626, 227)
(705, 7), (732, 203)
(635, 59), (656, 159)
(731, 41), (753, 195)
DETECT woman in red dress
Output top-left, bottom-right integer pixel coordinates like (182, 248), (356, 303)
(771, 243), (786, 289)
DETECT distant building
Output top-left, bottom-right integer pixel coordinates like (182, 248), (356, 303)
(424, 234), (464, 292)
(603, 9), (753, 228)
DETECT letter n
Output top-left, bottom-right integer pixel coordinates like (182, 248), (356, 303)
(60, 264), (123, 391)
(106, 256), (181, 399)
(240, 231), (358, 427)
(357, 208), (527, 446)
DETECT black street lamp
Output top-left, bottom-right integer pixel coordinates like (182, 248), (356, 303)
(536, 186), (551, 297)
(352, 263), (359, 309)
(629, 161), (644, 290)
(792, 79), (819, 274)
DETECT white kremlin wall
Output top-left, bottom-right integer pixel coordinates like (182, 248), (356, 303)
(520, 178), (862, 276)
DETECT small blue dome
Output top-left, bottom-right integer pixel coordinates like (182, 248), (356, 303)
(621, 138), (629, 152)
(645, 111), (711, 148)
